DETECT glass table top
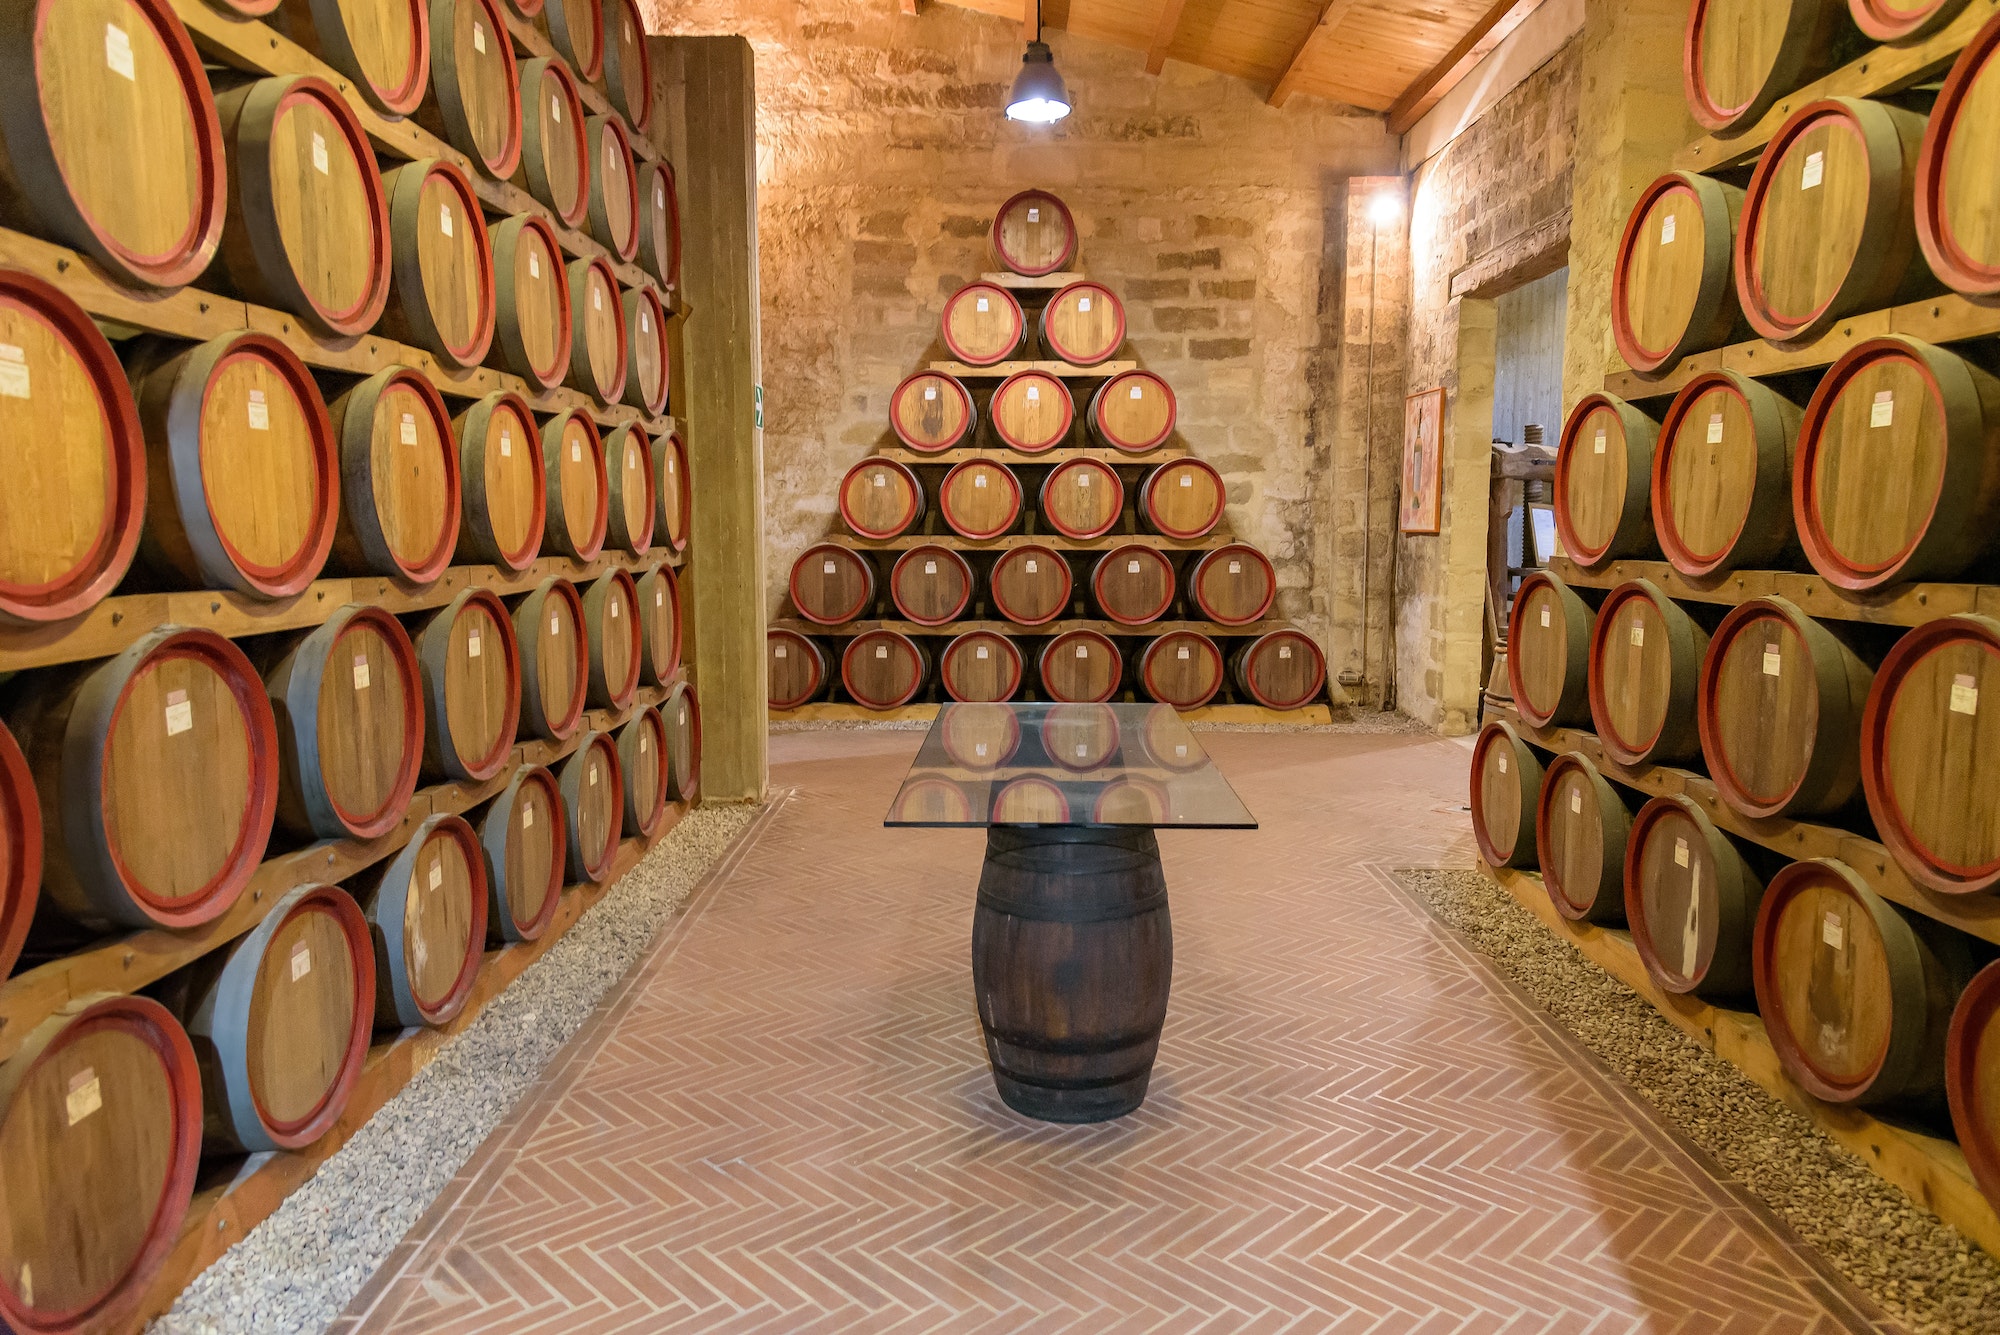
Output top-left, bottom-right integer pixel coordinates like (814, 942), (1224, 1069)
(884, 702), (1258, 829)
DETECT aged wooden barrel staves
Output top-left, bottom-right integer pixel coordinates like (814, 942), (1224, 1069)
(1469, 721), (1544, 870)
(476, 764), (565, 943)
(324, 366), (462, 585)
(1140, 631), (1224, 708)
(417, 0), (521, 180)
(1555, 393), (1660, 568)
(1536, 750), (1633, 924)
(938, 460), (1022, 540)
(540, 408), (609, 560)
(452, 390), (546, 571)
(1916, 13), (2000, 296)
(1040, 629), (1122, 703)
(1092, 545), (1175, 626)
(941, 282), (1027, 366)
(565, 255), (629, 405)
(489, 213), (572, 390)
(601, 0), (653, 130)
(380, 158), (497, 368)
(581, 567), (642, 710)
(356, 812), (488, 1027)
(790, 543), (876, 625)
(767, 629), (828, 709)
(987, 370), (1073, 453)
(1040, 458), (1123, 540)
(1188, 544), (1275, 626)
(1683, 0), (1860, 133)
(1138, 459), (1225, 540)
(890, 371), (975, 453)
(661, 680), (700, 802)
(278, 0), (430, 118)
(637, 158), (680, 290)
(1651, 370), (1802, 577)
(990, 543), (1072, 625)
(603, 422), (656, 553)
(538, 0), (603, 79)
(842, 631), (929, 708)
(1088, 370), (1175, 453)
(1040, 282), (1126, 366)
(411, 587), (522, 783)
(940, 631), (1025, 703)
(990, 189), (1077, 276)
(559, 730), (624, 881)
(1231, 629), (1325, 711)
(839, 458), (925, 540)
(585, 115), (639, 262)
(1507, 570), (1594, 729)
(635, 561), (682, 684)
(512, 577), (589, 741)
(890, 545), (974, 625)
(1587, 579), (1712, 766)
(623, 285), (671, 416)
(515, 56), (588, 226)
(1625, 793), (1766, 998)
(1945, 958), (2000, 1208)
(656, 429), (690, 553)
(0, 720), (41, 980)
(617, 705), (670, 838)
(1612, 170), (1747, 376)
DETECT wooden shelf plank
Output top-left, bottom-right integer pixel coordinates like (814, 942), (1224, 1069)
(820, 532), (1232, 554)
(874, 445), (1186, 466)
(771, 617), (1298, 639)
(930, 360), (1139, 379)
(769, 701), (1336, 724)
(977, 272), (1087, 289)
(1543, 555), (1993, 628)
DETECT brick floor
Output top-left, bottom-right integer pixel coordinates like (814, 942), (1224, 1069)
(336, 726), (1899, 1334)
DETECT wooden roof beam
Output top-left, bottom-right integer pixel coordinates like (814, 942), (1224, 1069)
(1146, 0), (1190, 74)
(1385, 0), (1548, 134)
(1269, 0), (1361, 108)
(900, 0), (922, 14)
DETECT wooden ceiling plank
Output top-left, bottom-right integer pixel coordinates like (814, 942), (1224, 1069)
(1384, 0), (1546, 134)
(1268, 0), (1363, 109)
(900, 0), (922, 14)
(1145, 0), (1192, 73)
(1023, 0), (1039, 40)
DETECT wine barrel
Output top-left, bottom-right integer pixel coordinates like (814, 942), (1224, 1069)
(515, 57), (588, 227)
(1088, 370), (1175, 453)
(558, 730), (622, 881)
(1736, 97), (1937, 345)
(890, 545), (973, 625)
(564, 256), (629, 406)
(0, 0), (226, 289)
(1138, 703), (1204, 771)
(839, 458), (924, 540)
(1852, 0), (1974, 39)
(1683, 0), (1859, 133)
(381, 158), (496, 368)
(4, 627), (278, 932)
(209, 74), (391, 338)
(1793, 335), (2000, 590)
(0, 994), (201, 1335)
(1947, 959), (2000, 1207)
(0, 269), (146, 624)
(602, 0), (653, 131)
(656, 430), (690, 553)
(767, 629), (827, 709)
(130, 331), (339, 599)
(1139, 460), (1225, 539)
(1587, 580), (1712, 766)
(0, 720), (40, 979)
(540, 409), (608, 560)
(637, 159), (680, 291)
(617, 705), (669, 837)
(622, 285), (671, 416)
(1625, 793), (1766, 998)
(990, 776), (1071, 824)
(1612, 171), (1747, 377)
(476, 764), (565, 943)
(603, 422), (655, 553)
(990, 189), (1077, 276)
(452, 391), (546, 571)
(661, 681), (699, 801)
(262, 604), (423, 840)
(939, 460), (1022, 540)
(942, 702), (1020, 770)
(325, 366), (462, 585)
(990, 543), (1072, 625)
(512, 577), (588, 741)
(1095, 779), (1169, 824)
(582, 568), (641, 710)
(538, 0), (603, 81)
(1040, 457), (1123, 539)
(940, 632), (1024, 703)
(1555, 394), (1661, 568)
(842, 631), (929, 709)
(159, 882), (373, 1152)
(1536, 751), (1633, 924)
(1189, 544), (1276, 626)
(891, 776), (976, 822)
(1917, 15), (2000, 296)
(412, 587), (521, 783)
(1231, 629), (1326, 710)
(941, 282), (1027, 366)
(889, 371), (975, 452)
(277, 0), (430, 118)
(1042, 702), (1120, 772)
(790, 543), (876, 625)
(1140, 631), (1223, 708)
(355, 812), (487, 1027)
(972, 825), (1169, 1119)
(635, 562), (681, 684)
(1507, 571), (1594, 728)
(418, 0), (521, 180)
(489, 213), (571, 390)
(1652, 370), (1802, 577)
(585, 115), (639, 263)
(1755, 856), (1976, 1106)
(1093, 545), (1175, 626)
(1040, 630), (1122, 703)
(1469, 720), (1544, 870)
(987, 369), (1073, 453)
(1040, 282), (1125, 367)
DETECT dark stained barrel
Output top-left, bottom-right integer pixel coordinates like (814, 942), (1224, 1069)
(1917, 14), (2000, 296)
(1507, 570), (1594, 729)
(1093, 545), (1175, 626)
(1537, 751), (1633, 924)
(477, 764), (565, 944)
(0, 720), (40, 979)
(1683, 0), (1860, 133)
(380, 158), (496, 369)
(278, 0), (430, 118)
(1612, 170), (1747, 376)
(890, 545), (973, 625)
(839, 458), (925, 540)
(1587, 580), (1712, 766)
(1040, 458), (1123, 539)
(940, 632), (1024, 703)
(1087, 370), (1175, 453)
(515, 57), (588, 227)
(661, 681), (699, 802)
(616, 705), (669, 838)
(635, 562), (682, 685)
(1231, 630), (1325, 710)
(1469, 721), (1544, 870)
(325, 366), (462, 585)
(540, 408), (608, 560)
(1625, 793), (1766, 999)
(581, 568), (641, 710)
(452, 391), (546, 571)
(1139, 460), (1225, 539)
(1188, 544), (1275, 626)
(1652, 370), (1802, 577)
(988, 370), (1073, 453)
(412, 588), (521, 783)
(990, 544), (1072, 625)
(1140, 631), (1223, 709)
(355, 812), (487, 1027)
(889, 371), (975, 452)
(790, 543), (876, 625)
(489, 213), (571, 391)
(842, 631), (929, 709)
(1039, 282), (1125, 367)
(559, 730), (623, 881)
(767, 629), (827, 709)
(1040, 629), (1122, 703)
(1556, 393), (1661, 568)
(990, 189), (1077, 276)
(940, 283), (1026, 366)
(512, 577), (588, 741)
(417, 0), (521, 181)
(938, 460), (1021, 540)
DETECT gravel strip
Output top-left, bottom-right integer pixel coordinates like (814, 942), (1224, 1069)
(1397, 867), (2000, 1335)
(150, 802), (762, 1335)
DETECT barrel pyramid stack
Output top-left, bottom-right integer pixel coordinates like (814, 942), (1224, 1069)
(767, 189), (1328, 715)
(1471, 0), (2000, 1228)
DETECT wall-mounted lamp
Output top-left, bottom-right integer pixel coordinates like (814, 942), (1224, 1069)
(1006, 3), (1070, 123)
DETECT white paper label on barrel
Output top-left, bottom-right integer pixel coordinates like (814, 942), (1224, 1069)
(588, 765), (598, 787)
(552, 96), (562, 123)
(873, 474), (885, 487)
(1823, 911), (1844, 951)
(1763, 644), (1781, 676)
(551, 613), (561, 634)
(500, 429), (512, 456)
(1570, 789), (1582, 814)
(1594, 429), (1606, 454)
(823, 560), (836, 574)
(656, 589), (664, 606)
(248, 389), (269, 431)
(923, 385), (936, 400)
(529, 252), (541, 279)
(1659, 213), (1676, 245)
(924, 560), (937, 574)
(1027, 386), (1040, 401)
(352, 655), (371, 690)
(594, 288), (603, 311)
(1076, 744), (1088, 757)
(1229, 561), (1241, 574)
(641, 311), (650, 333)
(627, 444), (638, 471)
(1078, 297), (1092, 312)
(440, 203), (454, 237)
(1076, 645), (1088, 658)
(1279, 645), (1292, 659)
(773, 644), (787, 659)
(312, 132), (329, 175)
(105, 24), (134, 80)
(1706, 413), (1724, 444)
(467, 631), (481, 658)
(292, 943), (312, 981)
(976, 646), (989, 659)
(1670, 836), (1689, 868)
(473, 21), (486, 52)
(1952, 673), (1979, 715)
(1540, 607), (1551, 628)
(1078, 474), (1091, 487)
(974, 475), (987, 488)
(975, 742), (987, 756)
(656, 183), (666, 209)
(429, 857), (443, 889)
(66, 1069), (102, 1126)
(876, 645), (888, 659)
(626, 17), (635, 39)
(165, 690), (193, 737)
(400, 413), (418, 445)
(678, 708), (686, 725)
(572, 442), (583, 462)
(1131, 385), (1144, 399)
(1128, 561), (1141, 573)
(1180, 475), (1192, 487)
(976, 297), (989, 312)
(610, 602), (619, 619)
(0, 344), (28, 400)
(1175, 744), (1188, 758)
(1629, 623), (1644, 648)
(1498, 753), (1508, 773)
(523, 804), (534, 828)
(18, 1264), (28, 1307)
(1024, 559), (1038, 573)
(1028, 208), (1039, 222)
(1801, 150), (1824, 190)
(1871, 390), (1894, 428)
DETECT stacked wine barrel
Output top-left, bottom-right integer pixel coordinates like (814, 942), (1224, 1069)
(0, 2), (705, 1328)
(764, 190), (1327, 715)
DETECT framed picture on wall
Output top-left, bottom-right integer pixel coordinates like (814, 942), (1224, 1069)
(1399, 387), (1445, 534)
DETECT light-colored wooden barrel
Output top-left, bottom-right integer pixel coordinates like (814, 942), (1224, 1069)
(209, 74), (391, 338)
(0, 993), (201, 1335)
(990, 189), (1077, 276)
(1625, 793), (1766, 998)
(990, 544), (1072, 625)
(616, 705), (669, 837)
(889, 775), (976, 822)
(538, 0), (603, 81)
(1588, 579), (1712, 766)
(842, 631), (928, 708)
(0, 270), (147, 623)
(452, 390), (546, 570)
(325, 366), (461, 585)
(1612, 171), (1747, 376)
(938, 460), (1021, 540)
(1138, 460), (1224, 539)
(1092, 545), (1175, 626)
(839, 458), (924, 540)
(1040, 282), (1125, 367)
(1088, 370), (1175, 452)
(1917, 15), (2000, 296)
(1189, 544), (1275, 626)
(1040, 457), (1123, 539)
(262, 604), (423, 840)
(602, 423), (655, 552)
(514, 57), (588, 227)
(1946, 958), (2000, 1206)
(582, 568), (641, 709)
(1041, 702), (1120, 772)
(941, 701), (1020, 770)
(1507, 571), (1594, 728)
(1040, 629), (1122, 703)
(987, 369), (1073, 453)
(1555, 393), (1661, 568)
(637, 158), (680, 291)
(381, 158), (496, 368)
(940, 631), (1024, 703)
(635, 561), (681, 685)
(511, 577), (588, 740)
(489, 213), (571, 390)
(159, 882), (372, 1152)
(0, 720), (40, 979)
(4, 627), (278, 932)
(0, 0), (226, 289)
(1652, 370), (1802, 577)
(656, 429), (690, 553)
(1736, 97), (1938, 346)
(476, 764), (564, 943)
(412, 587), (521, 782)
(790, 543), (875, 625)
(1852, 0), (1974, 38)
(890, 545), (973, 625)
(356, 811), (488, 1027)
(564, 256), (628, 406)
(278, 0), (430, 118)
(1794, 335), (2000, 590)
(661, 680), (699, 801)
(1683, 0), (1860, 133)
(559, 730), (623, 881)
(1139, 703), (1205, 771)
(767, 629), (827, 709)
(1231, 629), (1325, 710)
(417, 0), (520, 180)
(889, 371), (974, 452)
(1140, 632), (1224, 709)
(601, 0), (653, 130)
(940, 283), (1026, 366)
(990, 775), (1070, 823)
(539, 408), (608, 560)
(622, 285), (670, 416)
(131, 331), (339, 599)
(584, 115), (638, 263)
(1536, 751), (1633, 924)
(1469, 720), (1544, 869)
(1094, 778), (1170, 823)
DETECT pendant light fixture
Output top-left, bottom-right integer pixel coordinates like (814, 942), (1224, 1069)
(1006, 1), (1071, 124)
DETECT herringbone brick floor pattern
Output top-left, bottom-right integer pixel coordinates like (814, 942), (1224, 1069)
(338, 727), (1897, 1334)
